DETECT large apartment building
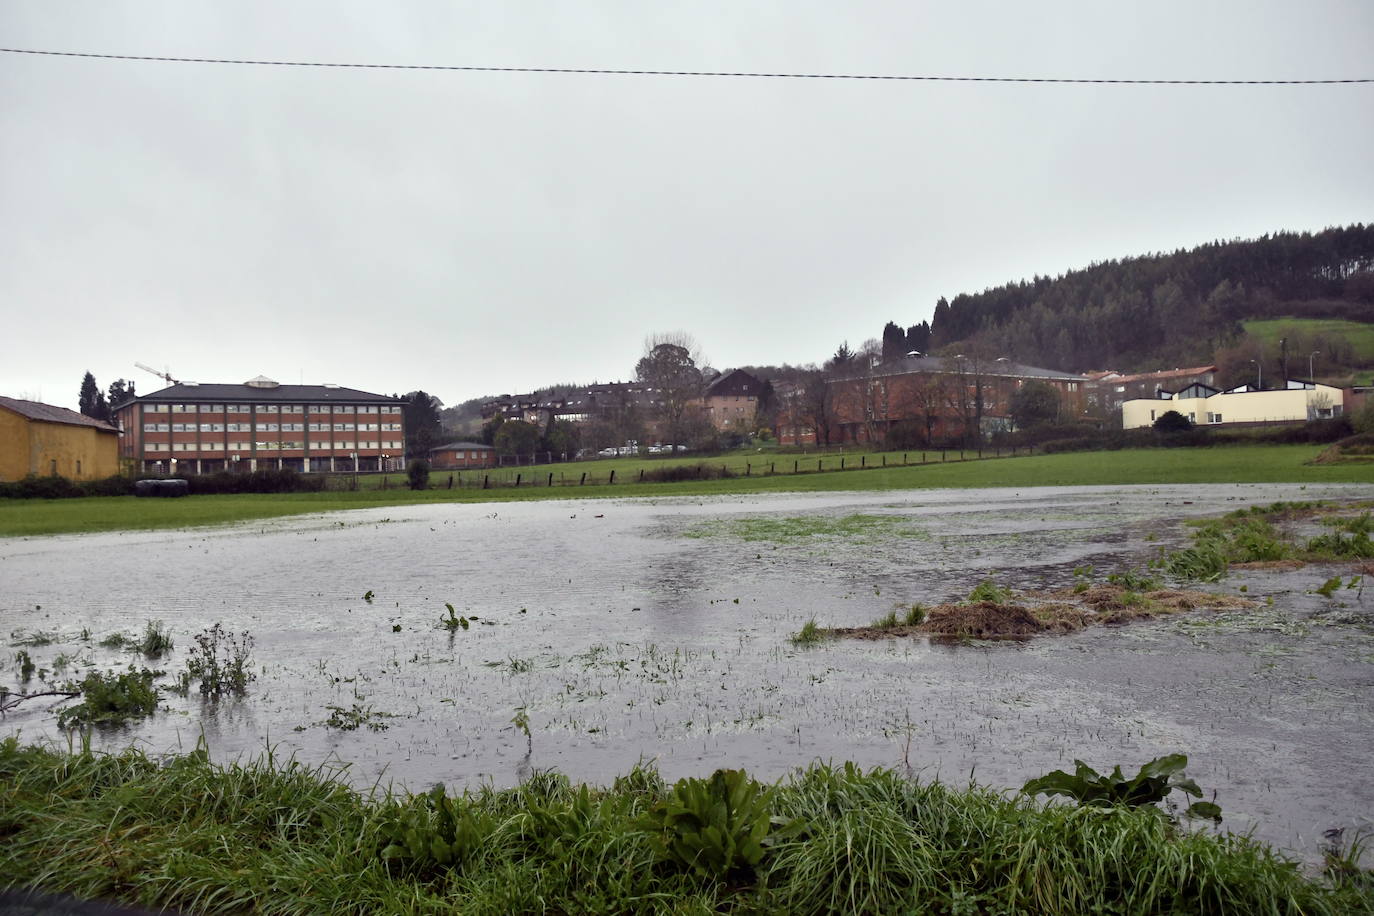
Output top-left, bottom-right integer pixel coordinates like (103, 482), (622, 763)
(112, 376), (406, 475)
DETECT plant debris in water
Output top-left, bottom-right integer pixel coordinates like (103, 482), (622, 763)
(829, 583), (1256, 642)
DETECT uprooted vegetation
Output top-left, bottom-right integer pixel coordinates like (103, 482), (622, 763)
(827, 578), (1256, 642)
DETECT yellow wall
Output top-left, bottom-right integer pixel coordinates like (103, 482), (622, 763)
(1122, 385), (1344, 429)
(0, 408), (120, 481)
(0, 408), (27, 481)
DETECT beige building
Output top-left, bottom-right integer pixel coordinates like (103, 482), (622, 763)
(1122, 380), (1345, 429)
(0, 396), (120, 481)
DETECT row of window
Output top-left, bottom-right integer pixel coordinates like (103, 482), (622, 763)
(144, 440), (404, 455)
(144, 422), (403, 433)
(144, 404), (401, 415)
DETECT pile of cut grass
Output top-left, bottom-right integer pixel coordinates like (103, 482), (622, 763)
(1, 740), (1368, 914)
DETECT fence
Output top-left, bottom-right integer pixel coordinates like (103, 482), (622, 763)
(360, 445), (1037, 492)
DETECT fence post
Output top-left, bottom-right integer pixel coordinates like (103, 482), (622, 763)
(483, 475), (489, 489)
(841, 457), (846, 470)
(609, 469), (615, 484)
(941, 450), (946, 462)
(548, 472), (553, 487)
(746, 463), (751, 476)
(794, 460), (799, 474)
(818, 458), (823, 471)
(580, 472), (586, 485)
(639, 468), (645, 481)
(515, 473), (522, 487)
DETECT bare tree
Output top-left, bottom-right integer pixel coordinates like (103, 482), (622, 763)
(635, 332), (707, 446)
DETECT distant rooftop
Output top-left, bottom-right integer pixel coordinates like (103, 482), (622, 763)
(0, 396), (119, 432)
(124, 377), (402, 404)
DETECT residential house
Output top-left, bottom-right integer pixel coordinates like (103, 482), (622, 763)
(701, 369), (762, 432)
(429, 441), (496, 469)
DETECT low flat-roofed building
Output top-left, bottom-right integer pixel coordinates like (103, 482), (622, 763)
(1122, 379), (1345, 429)
(429, 441), (496, 469)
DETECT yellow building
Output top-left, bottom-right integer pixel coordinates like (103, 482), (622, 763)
(0, 396), (121, 481)
(1122, 381), (1346, 430)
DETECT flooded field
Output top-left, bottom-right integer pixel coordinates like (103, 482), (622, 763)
(3, 482), (1373, 863)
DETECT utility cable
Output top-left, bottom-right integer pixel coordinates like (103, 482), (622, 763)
(1, 46), (1370, 84)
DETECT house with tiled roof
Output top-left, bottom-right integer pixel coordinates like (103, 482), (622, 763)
(701, 369), (763, 432)
(0, 396), (120, 481)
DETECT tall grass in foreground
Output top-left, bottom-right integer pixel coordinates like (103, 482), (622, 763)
(0, 740), (1368, 915)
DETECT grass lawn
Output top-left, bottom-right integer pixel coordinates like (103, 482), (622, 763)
(2, 444), (1370, 538)
(2, 740), (1367, 915)
(1242, 317), (1374, 379)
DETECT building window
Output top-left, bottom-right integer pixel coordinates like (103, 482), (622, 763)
(259, 423), (279, 432)
(147, 404), (168, 413)
(76, 460), (82, 475)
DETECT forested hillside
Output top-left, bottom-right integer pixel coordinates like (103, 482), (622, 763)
(904, 225), (1374, 373)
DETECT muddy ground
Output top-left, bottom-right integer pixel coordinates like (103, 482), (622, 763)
(2, 482), (1372, 864)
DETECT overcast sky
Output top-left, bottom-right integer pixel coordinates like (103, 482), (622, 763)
(3, 1), (1371, 410)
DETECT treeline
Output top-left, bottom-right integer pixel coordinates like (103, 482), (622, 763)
(903, 225), (1374, 372)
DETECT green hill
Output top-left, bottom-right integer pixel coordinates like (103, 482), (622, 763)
(890, 225), (1374, 376)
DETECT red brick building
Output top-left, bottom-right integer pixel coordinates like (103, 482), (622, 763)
(827, 355), (1086, 446)
(428, 441), (496, 469)
(112, 376), (406, 475)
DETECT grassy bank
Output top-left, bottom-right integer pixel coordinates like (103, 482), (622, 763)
(2, 444), (1371, 537)
(1, 740), (1368, 915)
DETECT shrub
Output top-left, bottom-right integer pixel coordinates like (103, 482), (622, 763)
(57, 666), (160, 729)
(1153, 410), (1193, 433)
(641, 463), (737, 483)
(1022, 753), (1221, 822)
(179, 623), (254, 696)
(637, 768), (794, 881)
(407, 459), (430, 491)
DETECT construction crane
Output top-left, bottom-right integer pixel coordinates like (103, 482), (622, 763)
(134, 362), (181, 386)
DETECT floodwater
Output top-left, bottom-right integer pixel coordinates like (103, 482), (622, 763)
(3, 483), (1373, 863)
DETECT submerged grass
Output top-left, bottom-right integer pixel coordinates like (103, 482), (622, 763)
(0, 741), (1367, 915)
(2, 445), (1369, 537)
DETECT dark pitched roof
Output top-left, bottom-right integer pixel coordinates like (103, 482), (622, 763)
(705, 369), (762, 397)
(127, 381), (403, 404)
(430, 441), (493, 452)
(0, 396), (119, 432)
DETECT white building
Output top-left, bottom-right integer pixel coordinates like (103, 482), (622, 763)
(1122, 380), (1345, 429)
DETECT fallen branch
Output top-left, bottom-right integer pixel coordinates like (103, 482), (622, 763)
(0, 690), (80, 714)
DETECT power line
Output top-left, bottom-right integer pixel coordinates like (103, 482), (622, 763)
(2, 46), (1370, 85)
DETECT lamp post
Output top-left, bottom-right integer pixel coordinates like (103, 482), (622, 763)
(1308, 351), (1320, 380)
(350, 451), (358, 489)
(1249, 359), (1262, 390)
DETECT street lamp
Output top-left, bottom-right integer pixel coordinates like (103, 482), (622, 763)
(1249, 359), (1262, 390)
(1308, 351), (1320, 380)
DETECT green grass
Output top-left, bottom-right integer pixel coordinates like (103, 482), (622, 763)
(1, 740), (1368, 915)
(2, 444), (1371, 537)
(1243, 318), (1374, 379)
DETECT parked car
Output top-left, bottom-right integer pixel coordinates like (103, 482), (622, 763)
(597, 447), (618, 458)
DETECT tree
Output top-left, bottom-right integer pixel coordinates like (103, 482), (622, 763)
(752, 379), (778, 433)
(403, 390), (443, 460)
(1009, 381), (1062, 430)
(801, 373), (834, 445)
(635, 333), (706, 446)
(480, 414), (506, 445)
(493, 420), (541, 460)
(881, 321), (907, 362)
(542, 419), (582, 459)
(407, 459), (430, 490)
(107, 378), (136, 409)
(78, 372), (109, 421)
